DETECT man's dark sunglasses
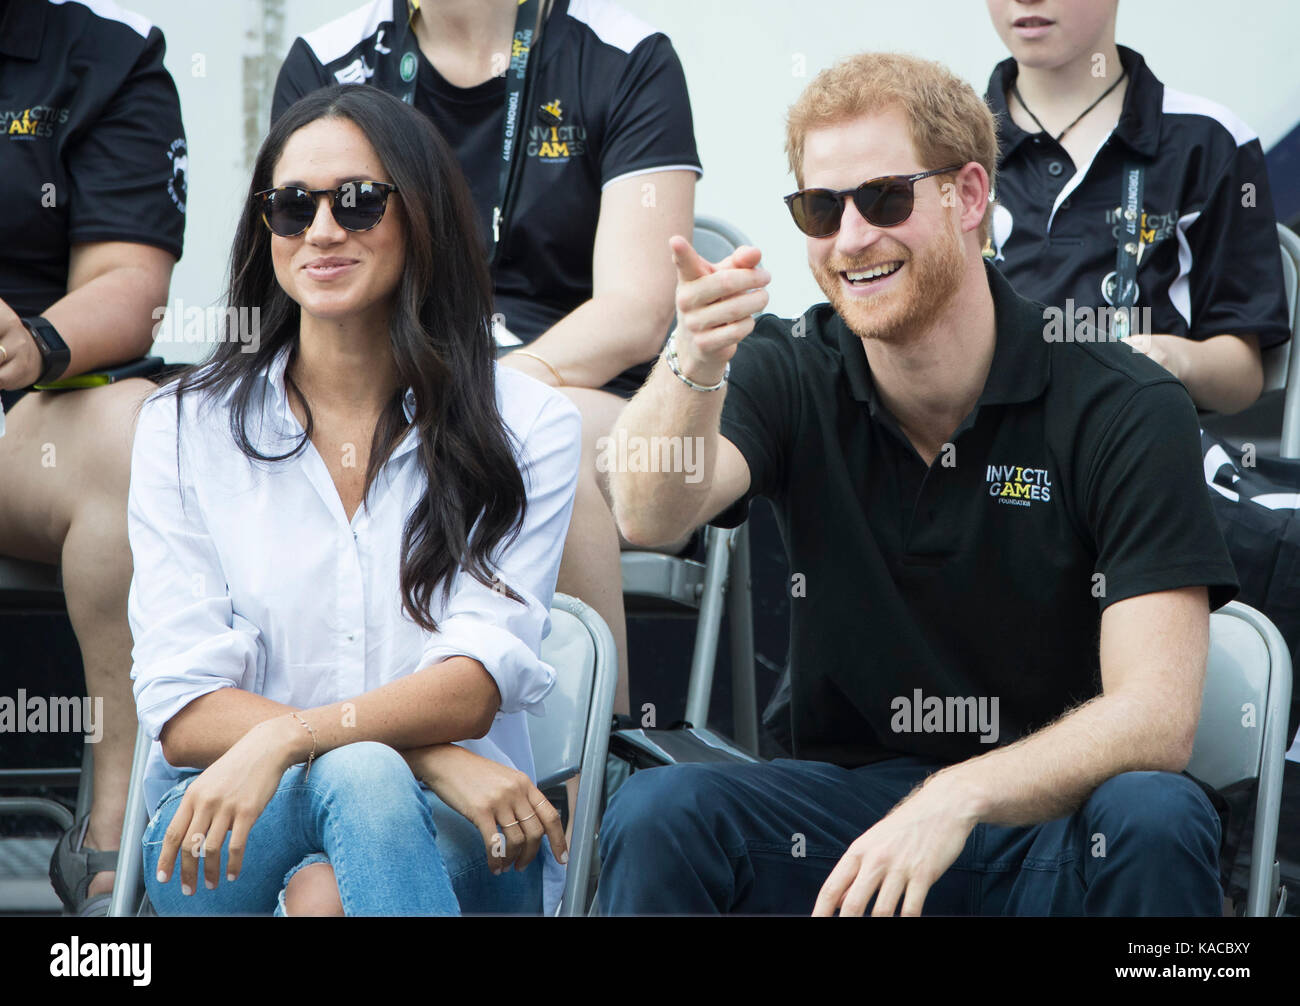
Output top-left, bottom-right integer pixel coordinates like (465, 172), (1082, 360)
(253, 180), (399, 237)
(783, 165), (963, 237)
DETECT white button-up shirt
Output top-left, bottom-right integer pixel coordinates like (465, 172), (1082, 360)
(127, 344), (581, 912)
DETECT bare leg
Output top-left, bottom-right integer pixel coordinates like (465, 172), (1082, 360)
(554, 387), (631, 715)
(0, 378), (154, 899)
(282, 862), (345, 916)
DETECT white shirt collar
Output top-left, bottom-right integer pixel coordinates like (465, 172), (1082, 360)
(260, 342), (420, 456)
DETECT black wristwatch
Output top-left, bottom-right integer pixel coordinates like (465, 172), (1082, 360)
(21, 316), (71, 386)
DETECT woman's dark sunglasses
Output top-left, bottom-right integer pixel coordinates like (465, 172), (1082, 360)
(783, 165), (963, 238)
(253, 180), (399, 237)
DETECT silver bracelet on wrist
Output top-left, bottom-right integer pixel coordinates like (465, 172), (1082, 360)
(664, 333), (729, 392)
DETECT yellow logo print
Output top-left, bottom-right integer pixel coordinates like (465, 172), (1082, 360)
(8, 109), (35, 136)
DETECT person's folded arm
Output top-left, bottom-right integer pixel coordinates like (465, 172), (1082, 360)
(128, 392), (499, 768)
(1130, 130), (1288, 415)
(46, 241), (176, 375)
(39, 22), (184, 378)
(1129, 331), (1262, 414)
(0, 241), (174, 389)
(500, 169), (695, 389)
(159, 389), (583, 769)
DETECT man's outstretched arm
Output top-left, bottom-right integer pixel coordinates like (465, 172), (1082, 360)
(814, 584), (1209, 917)
(609, 235), (769, 546)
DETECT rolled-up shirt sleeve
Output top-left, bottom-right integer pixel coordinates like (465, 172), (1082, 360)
(127, 391), (263, 742)
(415, 390), (582, 715)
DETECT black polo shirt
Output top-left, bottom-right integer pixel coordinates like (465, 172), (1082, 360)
(0, 0), (186, 410)
(985, 45), (1289, 351)
(713, 262), (1238, 768)
(273, 0), (701, 398)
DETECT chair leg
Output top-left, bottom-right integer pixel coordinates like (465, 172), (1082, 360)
(683, 526), (732, 729)
(107, 725), (150, 918)
(728, 522), (759, 755)
(74, 742), (93, 823)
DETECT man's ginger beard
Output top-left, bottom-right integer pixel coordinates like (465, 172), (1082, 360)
(814, 215), (965, 344)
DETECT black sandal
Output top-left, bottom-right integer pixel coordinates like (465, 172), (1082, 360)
(48, 816), (117, 916)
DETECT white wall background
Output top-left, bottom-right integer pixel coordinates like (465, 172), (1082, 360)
(123, 0), (1300, 360)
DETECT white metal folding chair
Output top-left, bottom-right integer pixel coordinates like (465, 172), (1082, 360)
(109, 592), (617, 917)
(1191, 600), (1293, 916)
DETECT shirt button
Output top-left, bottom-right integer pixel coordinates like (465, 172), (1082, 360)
(1033, 136), (1042, 144)
(1061, 198), (1071, 210)
(347, 632), (356, 642)
(1047, 161), (1064, 177)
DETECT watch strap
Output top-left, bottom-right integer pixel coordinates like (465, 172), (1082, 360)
(22, 316), (71, 386)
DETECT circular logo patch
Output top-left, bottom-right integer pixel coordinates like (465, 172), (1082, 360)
(400, 51), (417, 82)
(1100, 270), (1138, 308)
(166, 137), (187, 214)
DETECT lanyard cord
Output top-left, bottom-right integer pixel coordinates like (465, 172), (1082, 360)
(405, 0), (547, 263)
(1011, 69), (1127, 143)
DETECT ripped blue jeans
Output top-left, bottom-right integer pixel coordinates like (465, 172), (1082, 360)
(143, 741), (542, 916)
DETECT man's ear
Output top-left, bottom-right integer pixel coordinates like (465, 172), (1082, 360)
(951, 163), (991, 237)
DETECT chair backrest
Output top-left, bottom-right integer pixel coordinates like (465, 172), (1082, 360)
(1274, 224), (1300, 457)
(1278, 223), (1300, 338)
(1262, 223), (1300, 394)
(531, 601), (598, 788)
(1190, 603), (1278, 789)
(531, 593), (617, 915)
(693, 215), (750, 264)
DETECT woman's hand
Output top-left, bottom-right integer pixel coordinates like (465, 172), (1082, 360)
(409, 743), (568, 874)
(156, 714), (302, 895)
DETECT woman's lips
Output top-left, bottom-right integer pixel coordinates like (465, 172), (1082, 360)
(303, 259), (358, 281)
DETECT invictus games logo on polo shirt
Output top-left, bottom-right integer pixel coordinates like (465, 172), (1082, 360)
(527, 98), (586, 163)
(3, 105), (70, 140)
(986, 463), (1052, 507)
(1104, 205), (1177, 247)
(166, 138), (187, 213)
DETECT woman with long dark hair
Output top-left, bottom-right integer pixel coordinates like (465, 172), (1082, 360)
(128, 83), (581, 915)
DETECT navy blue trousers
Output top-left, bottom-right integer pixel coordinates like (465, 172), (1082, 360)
(596, 756), (1223, 915)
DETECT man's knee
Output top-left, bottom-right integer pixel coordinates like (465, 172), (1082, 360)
(1084, 771), (1220, 859)
(283, 862), (344, 917)
(601, 762), (734, 854)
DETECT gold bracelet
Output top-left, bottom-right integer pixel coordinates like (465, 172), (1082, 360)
(291, 712), (317, 779)
(511, 350), (565, 387)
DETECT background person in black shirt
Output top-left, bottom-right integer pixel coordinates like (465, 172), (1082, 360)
(984, 0), (1289, 415)
(274, 0), (701, 713)
(0, 0), (185, 913)
(597, 52), (1235, 916)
